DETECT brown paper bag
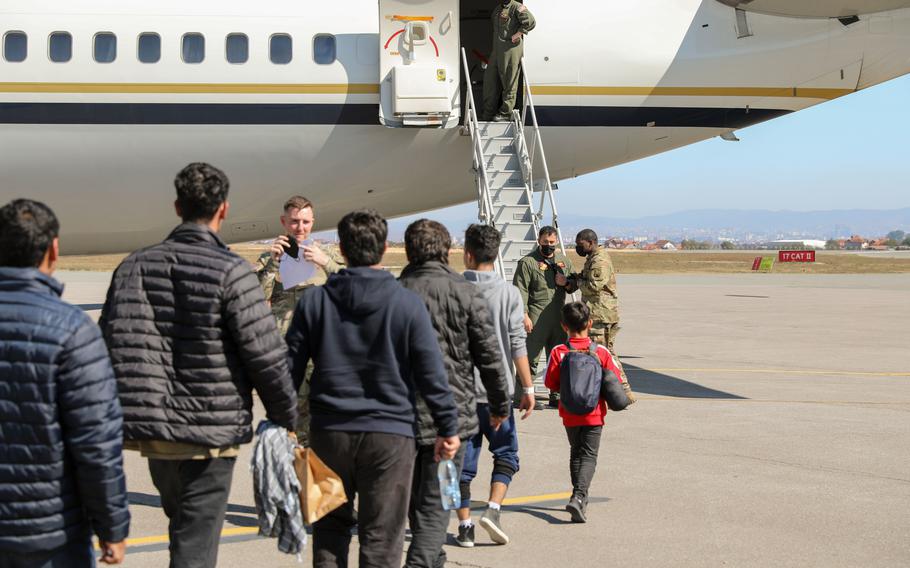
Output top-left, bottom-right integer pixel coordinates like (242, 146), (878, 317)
(294, 447), (348, 525)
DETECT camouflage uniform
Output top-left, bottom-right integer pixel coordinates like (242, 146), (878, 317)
(569, 246), (634, 400)
(256, 244), (343, 445)
(513, 247), (575, 402)
(482, 1), (536, 120)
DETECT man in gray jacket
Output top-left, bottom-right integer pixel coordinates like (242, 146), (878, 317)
(456, 224), (536, 548)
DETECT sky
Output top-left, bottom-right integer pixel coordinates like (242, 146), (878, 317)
(391, 73), (910, 229)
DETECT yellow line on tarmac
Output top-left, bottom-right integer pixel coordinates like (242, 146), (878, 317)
(502, 491), (572, 506)
(628, 368), (910, 378)
(112, 491), (573, 549)
(636, 396), (910, 405)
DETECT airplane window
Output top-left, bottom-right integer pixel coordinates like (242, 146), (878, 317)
(313, 34), (335, 65)
(94, 32), (117, 63)
(138, 33), (160, 63)
(49, 32), (72, 63)
(182, 33), (205, 64)
(270, 34), (292, 64)
(226, 33), (248, 64)
(3, 32), (27, 62)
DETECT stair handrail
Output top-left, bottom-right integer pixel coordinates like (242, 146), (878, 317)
(461, 48), (506, 276)
(519, 58), (569, 258)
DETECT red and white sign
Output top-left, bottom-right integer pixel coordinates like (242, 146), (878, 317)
(779, 250), (816, 263)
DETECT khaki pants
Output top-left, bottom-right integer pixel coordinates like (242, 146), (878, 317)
(591, 322), (633, 391)
(482, 46), (523, 120)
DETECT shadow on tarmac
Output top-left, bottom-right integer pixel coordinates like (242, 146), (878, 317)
(77, 303), (104, 311)
(624, 364), (746, 400)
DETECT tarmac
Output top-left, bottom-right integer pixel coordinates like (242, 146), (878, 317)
(57, 271), (910, 568)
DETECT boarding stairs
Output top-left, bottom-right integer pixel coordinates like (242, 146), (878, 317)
(460, 49), (568, 281)
(461, 50), (569, 396)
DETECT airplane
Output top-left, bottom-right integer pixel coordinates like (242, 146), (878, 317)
(1, 0), (909, 254)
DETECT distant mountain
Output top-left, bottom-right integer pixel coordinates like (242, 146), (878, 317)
(379, 206), (910, 242)
(560, 208), (910, 239)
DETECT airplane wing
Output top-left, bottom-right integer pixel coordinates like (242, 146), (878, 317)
(717, 0), (910, 18)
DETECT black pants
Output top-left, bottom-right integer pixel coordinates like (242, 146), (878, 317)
(148, 457), (236, 568)
(0, 539), (95, 568)
(310, 431), (417, 568)
(405, 444), (466, 568)
(565, 426), (603, 501)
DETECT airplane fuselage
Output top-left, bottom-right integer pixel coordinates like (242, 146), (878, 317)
(1, 0), (909, 253)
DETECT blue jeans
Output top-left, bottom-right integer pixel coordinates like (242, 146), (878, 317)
(459, 404), (520, 509)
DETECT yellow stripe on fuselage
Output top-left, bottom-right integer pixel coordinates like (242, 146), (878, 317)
(0, 82), (852, 100)
(0, 82), (381, 94)
(529, 85), (853, 100)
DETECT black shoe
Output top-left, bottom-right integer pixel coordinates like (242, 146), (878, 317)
(479, 507), (509, 545)
(492, 113), (511, 122)
(548, 393), (560, 409)
(566, 496), (587, 523)
(455, 523), (475, 548)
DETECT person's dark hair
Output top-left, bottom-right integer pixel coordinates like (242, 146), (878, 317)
(337, 209), (387, 267)
(174, 162), (230, 222)
(405, 219), (451, 265)
(464, 224), (501, 265)
(561, 302), (591, 333)
(576, 229), (598, 244)
(539, 225), (558, 238)
(0, 199), (60, 268)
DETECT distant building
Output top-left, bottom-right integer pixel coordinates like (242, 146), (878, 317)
(769, 239), (827, 250)
(650, 240), (677, 251)
(845, 236), (867, 251)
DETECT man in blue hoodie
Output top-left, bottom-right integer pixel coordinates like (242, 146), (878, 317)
(0, 199), (130, 567)
(286, 209), (460, 568)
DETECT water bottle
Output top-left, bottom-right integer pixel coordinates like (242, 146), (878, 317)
(437, 459), (461, 511)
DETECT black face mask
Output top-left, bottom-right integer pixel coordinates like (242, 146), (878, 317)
(575, 245), (589, 257)
(540, 244), (556, 257)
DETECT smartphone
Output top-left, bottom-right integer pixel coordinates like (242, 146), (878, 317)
(282, 236), (300, 260)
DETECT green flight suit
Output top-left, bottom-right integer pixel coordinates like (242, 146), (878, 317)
(482, 1), (536, 120)
(256, 244), (343, 445)
(513, 248), (575, 390)
(570, 246), (633, 395)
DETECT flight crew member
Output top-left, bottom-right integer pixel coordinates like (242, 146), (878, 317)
(513, 226), (575, 408)
(483, 0), (536, 122)
(256, 195), (343, 445)
(567, 229), (635, 402)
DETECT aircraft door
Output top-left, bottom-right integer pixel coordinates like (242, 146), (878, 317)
(379, 0), (461, 128)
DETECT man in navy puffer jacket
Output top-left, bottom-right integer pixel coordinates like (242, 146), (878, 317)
(0, 199), (130, 567)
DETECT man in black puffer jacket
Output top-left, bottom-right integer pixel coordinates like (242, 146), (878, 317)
(99, 163), (297, 568)
(0, 199), (129, 566)
(399, 219), (510, 568)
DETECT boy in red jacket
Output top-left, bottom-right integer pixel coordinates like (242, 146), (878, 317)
(544, 302), (624, 523)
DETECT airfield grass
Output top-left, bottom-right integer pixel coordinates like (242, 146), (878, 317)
(58, 244), (910, 274)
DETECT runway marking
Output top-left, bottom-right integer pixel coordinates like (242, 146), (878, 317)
(109, 491), (574, 550)
(628, 368), (910, 377)
(636, 397), (910, 405)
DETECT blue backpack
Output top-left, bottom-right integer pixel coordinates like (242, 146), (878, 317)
(558, 342), (603, 415)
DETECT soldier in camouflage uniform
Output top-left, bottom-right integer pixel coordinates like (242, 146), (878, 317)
(483, 0), (536, 121)
(256, 196), (344, 444)
(567, 229), (635, 402)
(513, 226), (575, 408)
